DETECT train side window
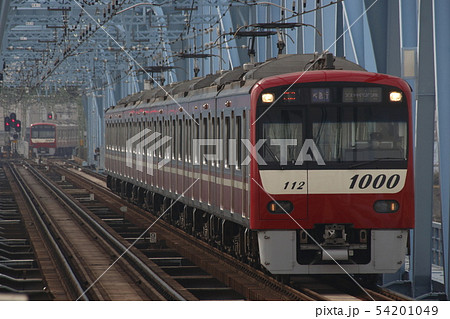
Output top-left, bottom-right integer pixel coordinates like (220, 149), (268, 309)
(217, 117), (221, 168)
(185, 119), (189, 163)
(236, 115), (242, 170)
(160, 121), (163, 158)
(119, 123), (122, 151)
(225, 116), (230, 168)
(117, 123), (120, 151)
(194, 117), (200, 164)
(135, 121), (139, 139)
(125, 122), (128, 151)
(189, 119), (193, 163)
(202, 117), (208, 165)
(166, 120), (170, 159)
(179, 119), (183, 161)
(115, 123), (122, 151)
(211, 117), (215, 166)
(120, 123), (124, 151)
(172, 119), (176, 160)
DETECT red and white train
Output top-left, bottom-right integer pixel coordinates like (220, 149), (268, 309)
(105, 54), (414, 275)
(29, 122), (78, 156)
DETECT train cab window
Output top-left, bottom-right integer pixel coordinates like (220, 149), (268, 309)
(258, 109), (304, 166)
(31, 125), (56, 138)
(310, 105), (408, 165)
(256, 85), (408, 169)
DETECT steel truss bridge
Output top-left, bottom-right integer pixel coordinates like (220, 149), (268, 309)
(1, 0), (450, 300)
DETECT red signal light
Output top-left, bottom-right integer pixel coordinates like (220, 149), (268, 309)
(4, 116), (11, 132)
(15, 120), (21, 132)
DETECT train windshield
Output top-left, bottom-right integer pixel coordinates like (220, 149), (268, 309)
(260, 109), (304, 165)
(257, 85), (408, 169)
(31, 125), (56, 138)
(310, 105), (407, 164)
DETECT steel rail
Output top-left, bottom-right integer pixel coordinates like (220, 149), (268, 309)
(7, 163), (89, 301)
(25, 163), (186, 301)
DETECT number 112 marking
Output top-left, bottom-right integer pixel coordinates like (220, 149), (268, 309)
(283, 181), (305, 190)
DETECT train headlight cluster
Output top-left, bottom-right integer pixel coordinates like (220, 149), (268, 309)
(373, 200), (399, 213)
(267, 200), (293, 214)
(389, 91), (403, 102)
(261, 93), (275, 103)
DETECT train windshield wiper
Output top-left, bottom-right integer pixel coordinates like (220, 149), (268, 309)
(349, 157), (403, 169)
(262, 143), (283, 169)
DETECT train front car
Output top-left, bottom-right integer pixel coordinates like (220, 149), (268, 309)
(30, 123), (57, 156)
(250, 70), (414, 275)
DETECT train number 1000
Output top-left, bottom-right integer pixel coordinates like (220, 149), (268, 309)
(349, 174), (400, 190)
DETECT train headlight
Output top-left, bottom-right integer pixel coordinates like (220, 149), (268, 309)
(261, 93), (275, 103)
(267, 200), (293, 214)
(389, 91), (402, 102)
(373, 200), (399, 213)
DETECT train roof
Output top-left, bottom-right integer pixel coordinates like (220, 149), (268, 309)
(111, 54), (366, 110)
(30, 122), (78, 128)
(30, 122), (57, 127)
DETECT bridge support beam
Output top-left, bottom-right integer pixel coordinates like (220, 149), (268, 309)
(434, 0), (450, 300)
(411, 0), (435, 299)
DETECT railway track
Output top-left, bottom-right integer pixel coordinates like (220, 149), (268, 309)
(46, 159), (411, 301)
(5, 161), (194, 300)
(0, 164), (50, 300)
(46, 162), (306, 300)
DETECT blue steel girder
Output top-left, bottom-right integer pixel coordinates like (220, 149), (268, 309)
(342, 0), (365, 67)
(434, 0), (450, 300)
(412, 0), (435, 299)
(1, 0), (240, 91)
(364, 0), (401, 76)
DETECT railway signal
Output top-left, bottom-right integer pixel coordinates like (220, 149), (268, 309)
(4, 116), (11, 131)
(10, 112), (16, 124)
(15, 120), (21, 133)
(4, 113), (22, 133)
